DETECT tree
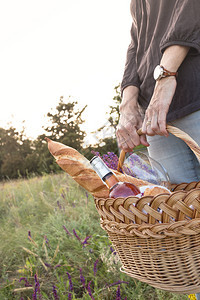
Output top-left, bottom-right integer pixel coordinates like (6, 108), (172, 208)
(0, 89), (125, 180)
(90, 85), (121, 156)
(29, 96), (88, 175)
(44, 96), (87, 151)
(0, 126), (34, 179)
(0, 96), (88, 180)
(107, 84), (121, 131)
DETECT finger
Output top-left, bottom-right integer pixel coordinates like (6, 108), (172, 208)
(141, 115), (149, 134)
(141, 112), (155, 136)
(146, 126), (155, 136)
(117, 135), (135, 151)
(140, 134), (150, 147)
(122, 118), (142, 146)
(120, 142), (133, 152)
(151, 113), (163, 135)
(118, 136), (134, 152)
(129, 126), (142, 147)
(145, 117), (155, 136)
(117, 123), (140, 150)
(158, 110), (169, 137)
(116, 126), (127, 146)
(124, 138), (135, 150)
(118, 132), (135, 150)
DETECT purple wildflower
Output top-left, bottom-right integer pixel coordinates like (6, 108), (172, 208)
(68, 292), (72, 300)
(110, 246), (117, 255)
(28, 231), (31, 239)
(79, 268), (86, 289)
(63, 225), (72, 236)
(61, 192), (65, 199)
(91, 151), (119, 170)
(44, 262), (51, 268)
(102, 152), (119, 170)
(89, 249), (93, 253)
(87, 281), (95, 300)
(53, 285), (59, 300)
(73, 229), (81, 242)
(19, 277), (32, 287)
(82, 235), (91, 247)
(66, 272), (73, 291)
(91, 150), (100, 157)
(32, 289), (37, 300)
(66, 272), (73, 300)
(55, 264), (61, 269)
(108, 281), (129, 288)
(85, 191), (89, 205)
(124, 298), (127, 300)
(93, 259), (99, 276)
(32, 276), (37, 300)
(32, 274), (42, 300)
(44, 235), (50, 246)
(57, 200), (62, 210)
(116, 285), (121, 300)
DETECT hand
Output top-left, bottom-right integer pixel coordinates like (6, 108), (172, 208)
(142, 76), (177, 137)
(116, 88), (149, 152)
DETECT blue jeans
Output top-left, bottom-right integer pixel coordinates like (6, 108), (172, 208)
(196, 293), (200, 300)
(147, 110), (200, 297)
(147, 110), (200, 184)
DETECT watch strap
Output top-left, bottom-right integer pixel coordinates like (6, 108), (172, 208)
(161, 65), (178, 78)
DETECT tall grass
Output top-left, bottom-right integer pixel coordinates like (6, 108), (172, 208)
(0, 173), (188, 299)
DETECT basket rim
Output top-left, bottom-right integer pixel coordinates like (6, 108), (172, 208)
(101, 217), (200, 238)
(96, 187), (200, 225)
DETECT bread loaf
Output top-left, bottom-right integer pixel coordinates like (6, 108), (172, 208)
(142, 186), (170, 197)
(46, 138), (169, 198)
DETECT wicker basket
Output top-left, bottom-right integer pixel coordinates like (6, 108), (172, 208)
(95, 125), (200, 294)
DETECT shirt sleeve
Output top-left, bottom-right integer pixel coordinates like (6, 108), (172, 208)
(160, 0), (200, 54)
(121, 22), (140, 95)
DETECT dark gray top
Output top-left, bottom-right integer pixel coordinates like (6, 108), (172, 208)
(121, 0), (200, 121)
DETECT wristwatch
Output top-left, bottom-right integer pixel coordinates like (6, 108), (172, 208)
(153, 65), (178, 81)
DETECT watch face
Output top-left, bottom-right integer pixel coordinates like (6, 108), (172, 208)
(153, 65), (163, 80)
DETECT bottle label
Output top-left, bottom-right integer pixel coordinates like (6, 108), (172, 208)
(90, 156), (113, 180)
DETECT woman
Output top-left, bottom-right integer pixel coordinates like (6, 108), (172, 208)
(117, 0), (200, 184)
(117, 1), (200, 298)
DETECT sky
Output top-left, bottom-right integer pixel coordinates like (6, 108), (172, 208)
(0, 0), (132, 143)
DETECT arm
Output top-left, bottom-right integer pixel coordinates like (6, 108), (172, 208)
(121, 23), (140, 93)
(142, 0), (200, 136)
(142, 45), (190, 137)
(117, 45), (189, 151)
(118, 0), (200, 149)
(117, 21), (149, 151)
(116, 85), (149, 151)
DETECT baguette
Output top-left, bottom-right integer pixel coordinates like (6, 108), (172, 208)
(46, 138), (169, 198)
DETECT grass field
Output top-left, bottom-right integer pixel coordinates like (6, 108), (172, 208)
(0, 173), (189, 299)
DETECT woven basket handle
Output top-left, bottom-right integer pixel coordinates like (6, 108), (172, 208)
(117, 125), (200, 172)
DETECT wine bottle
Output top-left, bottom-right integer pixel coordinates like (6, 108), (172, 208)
(90, 156), (140, 198)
